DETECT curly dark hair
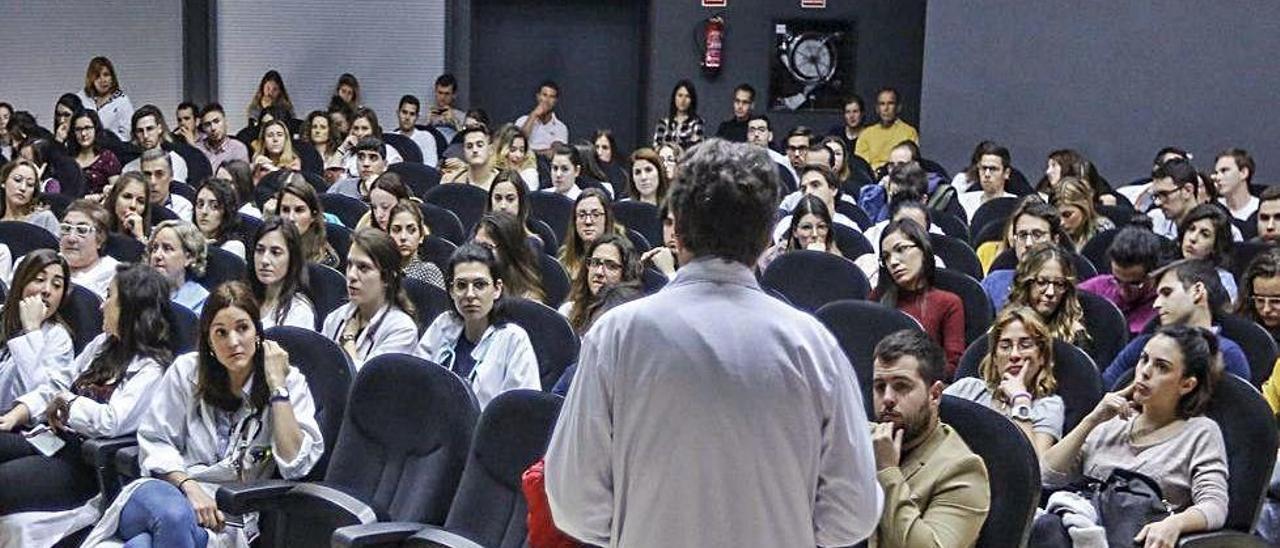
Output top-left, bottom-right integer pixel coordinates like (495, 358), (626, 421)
(667, 139), (779, 264)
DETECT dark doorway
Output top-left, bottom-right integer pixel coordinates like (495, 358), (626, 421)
(470, 0), (648, 154)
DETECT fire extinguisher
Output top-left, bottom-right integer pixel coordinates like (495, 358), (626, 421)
(698, 15), (725, 76)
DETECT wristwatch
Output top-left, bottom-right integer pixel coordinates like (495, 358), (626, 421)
(269, 386), (290, 404)
(1009, 402), (1034, 422)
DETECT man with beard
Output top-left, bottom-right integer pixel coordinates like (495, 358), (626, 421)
(870, 329), (989, 548)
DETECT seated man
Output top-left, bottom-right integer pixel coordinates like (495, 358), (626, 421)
(957, 142), (1015, 221)
(440, 126), (497, 190)
(1102, 258), (1250, 388)
(746, 114), (797, 191)
(871, 329), (990, 548)
(1255, 186), (1280, 244)
(388, 94), (439, 168)
(855, 87), (919, 171)
(139, 148), (192, 222)
(123, 105), (189, 183)
(772, 164), (860, 242)
(1213, 147), (1257, 223)
(1080, 226), (1170, 337)
(328, 137), (387, 199)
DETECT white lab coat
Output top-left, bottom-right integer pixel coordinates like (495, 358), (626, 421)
(76, 90), (135, 142)
(261, 294), (316, 331)
(320, 302), (417, 370)
(544, 258), (882, 547)
(415, 313), (540, 409)
(0, 322), (74, 412)
(78, 352), (325, 547)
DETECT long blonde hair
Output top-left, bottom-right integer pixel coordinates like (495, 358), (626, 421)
(1050, 176), (1100, 249)
(1005, 244), (1088, 346)
(252, 119), (299, 168)
(979, 306), (1059, 399)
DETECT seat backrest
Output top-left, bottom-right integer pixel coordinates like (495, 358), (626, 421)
(325, 222), (353, 268)
(265, 326), (355, 480)
(170, 180), (198, 204)
(319, 193), (369, 229)
(0, 221), (59, 259)
(423, 184), (489, 232)
(528, 219), (558, 254)
(503, 298), (579, 391)
(197, 246), (247, 291)
(971, 220), (1005, 248)
(63, 284), (103, 354)
(1008, 167), (1035, 196)
(445, 390), (563, 548)
(641, 268), (668, 294)
(1079, 228), (1120, 276)
(325, 354), (479, 524)
(933, 269), (994, 344)
(761, 250), (869, 312)
(1219, 315), (1279, 387)
(612, 201), (662, 249)
(932, 211), (971, 242)
(939, 395), (1040, 548)
(624, 228), (651, 253)
(382, 132), (424, 164)
(537, 253), (571, 309)
(103, 233), (145, 264)
(969, 197), (1019, 233)
(832, 224), (872, 261)
(528, 191), (574, 245)
(42, 193), (73, 219)
(816, 300), (922, 417)
(1076, 291), (1129, 369)
(404, 276), (452, 328)
(170, 141), (212, 184)
(1232, 240), (1277, 281)
(306, 263), (349, 330)
(420, 203), (466, 245)
(294, 142), (323, 176)
(420, 236), (457, 275)
(957, 338), (1103, 432)
(834, 200), (873, 231)
(929, 234), (983, 281)
(238, 212), (263, 238)
(167, 302), (199, 353)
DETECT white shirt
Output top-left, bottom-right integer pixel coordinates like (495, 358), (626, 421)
(219, 239), (246, 260)
(390, 128), (439, 168)
(539, 185), (581, 202)
(515, 113), (569, 152)
(415, 313), (541, 409)
(545, 258), (881, 547)
(76, 90), (135, 142)
(1149, 208), (1243, 242)
(767, 148), (799, 182)
(124, 150), (190, 184)
(72, 255), (121, 299)
(262, 294), (317, 331)
(0, 322), (74, 413)
(164, 193), (194, 222)
(320, 302), (418, 370)
(1219, 195), (1259, 222)
(958, 190), (1016, 221)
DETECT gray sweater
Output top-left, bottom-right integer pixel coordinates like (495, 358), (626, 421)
(1042, 415), (1229, 529)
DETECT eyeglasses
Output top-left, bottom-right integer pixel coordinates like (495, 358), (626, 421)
(587, 257), (622, 271)
(1252, 295), (1280, 309)
(1031, 277), (1070, 291)
(73, 125), (96, 134)
(1013, 229), (1049, 243)
(996, 338), (1037, 354)
(880, 242), (919, 263)
(1151, 186), (1184, 203)
(451, 279), (492, 293)
(576, 211), (605, 221)
(58, 223), (96, 237)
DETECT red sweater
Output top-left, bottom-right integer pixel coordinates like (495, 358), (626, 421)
(872, 287), (966, 376)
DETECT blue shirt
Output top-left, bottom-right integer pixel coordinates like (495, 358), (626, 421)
(981, 269), (1016, 311)
(452, 331), (478, 381)
(173, 280), (209, 314)
(1103, 331), (1250, 389)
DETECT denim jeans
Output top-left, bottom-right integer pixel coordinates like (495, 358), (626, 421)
(117, 480), (210, 548)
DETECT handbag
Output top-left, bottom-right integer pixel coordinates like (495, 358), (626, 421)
(1090, 469), (1173, 547)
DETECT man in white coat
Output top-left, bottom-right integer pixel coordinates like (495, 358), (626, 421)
(545, 138), (882, 547)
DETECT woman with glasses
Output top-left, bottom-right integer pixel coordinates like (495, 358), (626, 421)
(58, 200), (120, 299)
(944, 306), (1065, 457)
(416, 243), (539, 409)
(871, 219), (966, 375)
(757, 196), (841, 273)
(981, 198), (1075, 310)
(559, 233), (640, 335)
(559, 188), (618, 278)
(0, 160), (59, 235)
(1237, 248), (1280, 343)
(68, 110), (121, 194)
(656, 142), (683, 182)
(1004, 243), (1090, 348)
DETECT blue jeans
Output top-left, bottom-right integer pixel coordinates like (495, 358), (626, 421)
(117, 480), (209, 548)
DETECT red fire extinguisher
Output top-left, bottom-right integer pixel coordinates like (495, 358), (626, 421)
(699, 15), (725, 76)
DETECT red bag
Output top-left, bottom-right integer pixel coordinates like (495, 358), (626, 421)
(522, 458), (582, 548)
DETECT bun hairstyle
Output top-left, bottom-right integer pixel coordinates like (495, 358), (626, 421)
(1154, 324), (1222, 418)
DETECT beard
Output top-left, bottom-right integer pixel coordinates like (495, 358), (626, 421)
(879, 406), (934, 447)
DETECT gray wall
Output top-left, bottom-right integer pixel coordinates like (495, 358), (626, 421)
(921, 0), (1280, 184)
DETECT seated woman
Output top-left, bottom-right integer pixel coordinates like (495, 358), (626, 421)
(68, 110), (121, 194)
(1, 160), (59, 235)
(980, 198), (1075, 309)
(1177, 203), (1238, 301)
(193, 177), (247, 259)
(59, 199), (121, 299)
(250, 118), (302, 173)
(656, 142), (682, 182)
(493, 125), (538, 191)
(273, 178), (339, 268)
(385, 200), (446, 291)
(82, 281), (324, 547)
(559, 188), (618, 277)
(14, 138), (62, 194)
(624, 147), (669, 205)
(1005, 243), (1090, 348)
(416, 243), (540, 409)
(758, 195), (841, 273)
(105, 171), (152, 243)
(148, 220), (209, 314)
(0, 250), (75, 412)
(0, 264), (173, 517)
(474, 212), (545, 303)
(215, 159), (261, 219)
(1034, 325), (1228, 547)
(652, 80), (704, 149)
(872, 219), (966, 375)
(249, 218), (315, 330)
(487, 169), (543, 248)
(356, 172), (413, 231)
(1051, 176), (1113, 252)
(1238, 247), (1280, 343)
(946, 306), (1064, 456)
(559, 233), (641, 335)
(593, 129), (629, 191)
(321, 228), (418, 369)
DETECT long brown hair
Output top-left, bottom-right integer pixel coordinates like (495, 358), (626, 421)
(274, 174), (335, 264)
(566, 234), (640, 334)
(196, 281), (269, 412)
(979, 306), (1058, 399)
(1006, 243), (1088, 345)
(0, 250), (70, 348)
(73, 264), (174, 389)
(476, 212), (545, 303)
(558, 188), (618, 276)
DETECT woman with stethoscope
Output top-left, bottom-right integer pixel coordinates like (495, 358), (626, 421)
(320, 228), (418, 369)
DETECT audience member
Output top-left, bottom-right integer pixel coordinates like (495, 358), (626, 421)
(0, 250), (74, 412)
(1051, 176), (1113, 251)
(872, 219), (965, 373)
(441, 126), (497, 189)
(1177, 204), (1239, 300)
(870, 329), (990, 547)
(417, 243), (540, 408)
(0, 103), (11, 160)
(653, 80), (704, 149)
(355, 172), (411, 231)
(855, 88), (919, 170)
(140, 148), (192, 221)
(1101, 259), (1250, 388)
(1256, 186), (1280, 243)
(68, 110), (121, 194)
(326, 95), (355, 138)
(274, 175), (339, 267)
(172, 101), (199, 145)
(624, 147), (668, 205)
(50, 94), (83, 145)
(334, 73), (361, 109)
(302, 110), (343, 175)
(1080, 225), (1169, 336)
(516, 80), (569, 156)
(1148, 158), (1205, 241)
(655, 141), (683, 183)
(385, 200), (445, 291)
(640, 202), (680, 278)
(828, 94), (865, 156)
(1035, 325), (1227, 547)
(714, 83), (754, 142)
(859, 157), (931, 224)
(545, 138), (881, 547)
(250, 118), (302, 173)
(494, 125), (538, 191)
(335, 108), (402, 178)
(193, 177), (247, 259)
(74, 56), (135, 140)
(328, 137), (388, 200)
(0, 160), (59, 235)
(1212, 147), (1257, 222)
(485, 169), (542, 245)
(389, 94), (438, 168)
(982, 200), (1075, 309)
(105, 171), (152, 242)
(1115, 146), (1189, 210)
(123, 105), (189, 183)
(821, 136), (860, 190)
(214, 159), (260, 218)
(773, 164), (858, 241)
(591, 129), (628, 190)
(425, 73), (466, 140)
(320, 227), (418, 368)
(246, 69), (295, 124)
(944, 306), (1065, 455)
(59, 199), (119, 298)
(1006, 243), (1090, 347)
(784, 126), (813, 174)
(473, 212), (544, 302)
(746, 114), (798, 187)
(147, 220), (209, 314)
(14, 138), (63, 194)
(759, 195), (842, 272)
(957, 141), (1015, 221)
(560, 233), (640, 332)
(542, 143), (584, 200)
(1237, 248), (1280, 342)
(249, 217), (316, 330)
(559, 188), (616, 278)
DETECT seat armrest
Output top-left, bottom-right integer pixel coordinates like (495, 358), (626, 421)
(404, 526), (487, 548)
(80, 435), (136, 466)
(279, 482), (378, 525)
(331, 521), (428, 548)
(113, 445), (142, 478)
(215, 479), (299, 515)
(1179, 530), (1270, 547)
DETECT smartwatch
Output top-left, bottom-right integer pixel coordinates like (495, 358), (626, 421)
(1010, 402), (1034, 422)
(269, 386), (290, 404)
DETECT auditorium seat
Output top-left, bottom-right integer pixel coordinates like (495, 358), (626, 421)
(306, 263), (348, 329)
(504, 298), (578, 390)
(424, 184), (488, 232)
(265, 325), (356, 480)
(816, 299), (922, 416)
(0, 220), (59, 259)
(957, 337), (1103, 432)
(420, 202), (466, 245)
(320, 193), (369, 229)
(761, 250), (869, 312)
(197, 245), (247, 291)
(612, 200), (662, 248)
(933, 269), (994, 344)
